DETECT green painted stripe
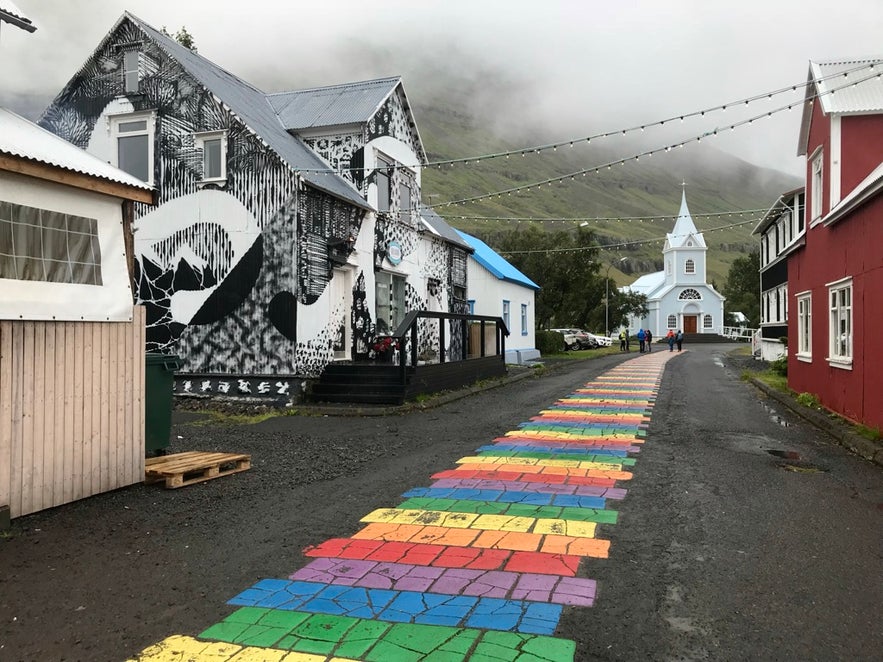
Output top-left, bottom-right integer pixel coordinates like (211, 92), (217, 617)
(396, 497), (619, 524)
(200, 607), (575, 661)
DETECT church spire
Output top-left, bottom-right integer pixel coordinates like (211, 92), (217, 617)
(667, 186), (706, 248)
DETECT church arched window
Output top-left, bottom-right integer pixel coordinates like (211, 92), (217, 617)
(678, 288), (701, 300)
(703, 314), (713, 329)
(667, 314), (677, 328)
(685, 259), (695, 274)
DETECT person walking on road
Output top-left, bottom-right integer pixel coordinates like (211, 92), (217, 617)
(619, 329), (627, 351)
(637, 328), (646, 353)
(676, 329), (684, 351)
(666, 329), (675, 351)
(645, 329), (653, 352)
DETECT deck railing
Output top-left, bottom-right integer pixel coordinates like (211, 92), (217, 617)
(389, 311), (509, 382)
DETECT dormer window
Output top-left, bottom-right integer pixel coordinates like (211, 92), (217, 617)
(122, 49), (140, 93)
(194, 131), (227, 183)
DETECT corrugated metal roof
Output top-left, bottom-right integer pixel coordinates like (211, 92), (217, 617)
(0, 1), (35, 31)
(420, 206), (472, 251)
(456, 231), (540, 291)
(627, 271), (666, 296)
(126, 13), (371, 211)
(269, 77), (401, 130)
(813, 57), (883, 114)
(0, 107), (153, 191)
(798, 57), (883, 155)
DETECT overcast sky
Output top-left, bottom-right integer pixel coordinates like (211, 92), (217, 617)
(2, 0), (883, 177)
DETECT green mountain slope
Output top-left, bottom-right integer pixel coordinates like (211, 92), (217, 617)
(415, 100), (801, 287)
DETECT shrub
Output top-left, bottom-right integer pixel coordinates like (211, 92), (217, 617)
(537, 330), (565, 355)
(796, 392), (820, 408)
(770, 356), (788, 376)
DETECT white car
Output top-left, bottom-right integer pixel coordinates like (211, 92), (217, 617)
(587, 333), (613, 347)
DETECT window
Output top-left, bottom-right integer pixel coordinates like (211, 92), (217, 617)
(0, 201), (102, 285)
(666, 259), (672, 275)
(811, 151), (823, 222)
(468, 299), (475, 315)
(399, 177), (413, 225)
(678, 288), (701, 300)
(685, 259), (695, 274)
(521, 304), (528, 336)
(376, 156), (391, 213)
(110, 112), (154, 185)
(122, 49), (140, 93)
(375, 272), (406, 334)
(828, 279), (852, 365)
(194, 131), (227, 182)
(667, 314), (677, 328)
(502, 300), (510, 328)
(703, 314), (713, 329)
(797, 292), (811, 358)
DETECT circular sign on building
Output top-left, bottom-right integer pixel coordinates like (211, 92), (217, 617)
(387, 240), (403, 265)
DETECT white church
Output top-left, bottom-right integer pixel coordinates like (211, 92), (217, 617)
(623, 190), (725, 338)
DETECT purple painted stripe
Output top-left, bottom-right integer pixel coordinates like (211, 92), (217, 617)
(431, 477), (628, 500)
(290, 558), (596, 607)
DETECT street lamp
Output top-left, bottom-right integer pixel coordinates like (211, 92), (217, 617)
(605, 257), (628, 338)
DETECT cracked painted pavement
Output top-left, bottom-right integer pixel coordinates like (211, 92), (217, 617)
(129, 352), (676, 661)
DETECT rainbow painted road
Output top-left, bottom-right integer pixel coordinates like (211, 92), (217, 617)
(130, 352), (677, 661)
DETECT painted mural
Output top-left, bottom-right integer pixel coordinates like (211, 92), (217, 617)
(39, 14), (464, 385)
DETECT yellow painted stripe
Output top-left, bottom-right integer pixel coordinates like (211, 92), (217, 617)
(127, 634), (358, 661)
(360, 508), (598, 538)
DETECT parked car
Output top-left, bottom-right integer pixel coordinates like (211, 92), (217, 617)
(587, 332), (612, 347)
(550, 328), (597, 350)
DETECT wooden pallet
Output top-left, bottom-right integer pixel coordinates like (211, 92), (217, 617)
(145, 451), (251, 489)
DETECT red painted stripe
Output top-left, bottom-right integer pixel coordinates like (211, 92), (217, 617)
(432, 468), (617, 487)
(303, 538), (582, 576)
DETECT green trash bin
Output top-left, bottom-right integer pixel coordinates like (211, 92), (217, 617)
(145, 353), (183, 455)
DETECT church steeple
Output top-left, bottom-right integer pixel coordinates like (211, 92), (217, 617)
(666, 188), (706, 249)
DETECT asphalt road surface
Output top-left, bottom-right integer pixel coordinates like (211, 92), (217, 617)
(0, 344), (880, 661)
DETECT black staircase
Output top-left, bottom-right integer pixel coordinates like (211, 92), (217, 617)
(309, 311), (509, 405)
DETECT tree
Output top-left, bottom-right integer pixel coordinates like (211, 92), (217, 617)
(721, 250), (760, 326)
(608, 289), (649, 331)
(161, 25), (197, 51)
(485, 225), (601, 330)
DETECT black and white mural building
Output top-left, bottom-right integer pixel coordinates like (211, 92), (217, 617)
(39, 12), (470, 397)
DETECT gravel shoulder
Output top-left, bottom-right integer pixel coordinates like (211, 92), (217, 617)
(0, 352), (631, 662)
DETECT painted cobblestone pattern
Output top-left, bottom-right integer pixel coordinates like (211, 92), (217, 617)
(130, 352), (676, 661)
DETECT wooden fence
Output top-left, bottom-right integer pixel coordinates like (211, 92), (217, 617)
(0, 307), (145, 518)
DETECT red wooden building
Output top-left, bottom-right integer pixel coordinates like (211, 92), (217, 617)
(789, 57), (883, 427)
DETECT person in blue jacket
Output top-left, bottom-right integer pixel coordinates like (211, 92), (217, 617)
(676, 329), (684, 351)
(637, 327), (646, 352)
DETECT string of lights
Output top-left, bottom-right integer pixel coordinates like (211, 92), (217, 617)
(441, 208), (769, 223)
(292, 60), (880, 176)
(431, 67), (883, 209)
(499, 218), (760, 255)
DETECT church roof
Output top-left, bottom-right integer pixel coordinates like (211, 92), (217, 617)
(628, 271), (666, 295)
(666, 190), (706, 248)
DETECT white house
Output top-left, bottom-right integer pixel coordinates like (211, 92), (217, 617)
(456, 231), (541, 364)
(625, 190), (725, 338)
(1, 108), (153, 519)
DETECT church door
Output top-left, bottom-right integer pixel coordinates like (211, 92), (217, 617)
(684, 315), (698, 333)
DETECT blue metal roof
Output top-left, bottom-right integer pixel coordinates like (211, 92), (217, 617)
(456, 231), (540, 291)
(127, 13), (370, 211)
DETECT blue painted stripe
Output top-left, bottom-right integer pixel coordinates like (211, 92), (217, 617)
(400, 487), (606, 509)
(228, 579), (563, 635)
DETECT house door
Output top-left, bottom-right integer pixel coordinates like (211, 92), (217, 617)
(331, 268), (351, 360)
(684, 315), (698, 333)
